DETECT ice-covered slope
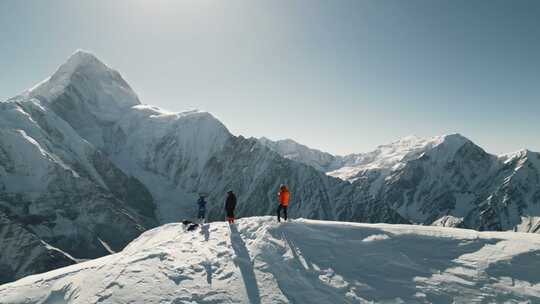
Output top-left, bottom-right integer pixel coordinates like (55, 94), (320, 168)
(1, 217), (539, 303)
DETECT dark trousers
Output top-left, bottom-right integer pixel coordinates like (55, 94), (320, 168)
(277, 204), (288, 222)
(226, 209), (235, 223)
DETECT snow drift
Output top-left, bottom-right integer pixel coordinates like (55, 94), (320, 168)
(1, 217), (539, 303)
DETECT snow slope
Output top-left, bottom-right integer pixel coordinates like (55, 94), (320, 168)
(1, 217), (539, 303)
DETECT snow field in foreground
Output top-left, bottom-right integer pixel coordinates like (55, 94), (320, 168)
(1, 217), (539, 303)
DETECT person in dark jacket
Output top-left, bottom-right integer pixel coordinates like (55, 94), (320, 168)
(225, 190), (237, 224)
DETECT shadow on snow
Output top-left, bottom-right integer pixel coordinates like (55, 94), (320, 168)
(229, 223), (261, 304)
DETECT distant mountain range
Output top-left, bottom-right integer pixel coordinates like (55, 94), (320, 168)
(261, 134), (540, 232)
(0, 50), (538, 283)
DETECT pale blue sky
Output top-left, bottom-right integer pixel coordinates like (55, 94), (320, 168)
(1, 0), (539, 155)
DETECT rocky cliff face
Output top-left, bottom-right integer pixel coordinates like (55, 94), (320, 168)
(0, 211), (76, 284)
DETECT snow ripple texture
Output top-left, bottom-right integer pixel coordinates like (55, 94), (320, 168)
(1, 217), (539, 304)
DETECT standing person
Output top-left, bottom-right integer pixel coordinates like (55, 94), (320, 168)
(197, 194), (207, 224)
(277, 184), (290, 222)
(225, 190), (237, 224)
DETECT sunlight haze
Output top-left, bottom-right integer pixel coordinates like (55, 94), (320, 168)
(1, 0), (539, 155)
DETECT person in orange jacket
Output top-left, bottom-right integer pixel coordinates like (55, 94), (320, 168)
(277, 184), (290, 222)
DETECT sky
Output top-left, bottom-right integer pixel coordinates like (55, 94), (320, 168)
(1, 0), (539, 155)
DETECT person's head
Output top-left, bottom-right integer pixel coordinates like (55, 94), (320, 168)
(280, 184), (288, 191)
(227, 190), (234, 195)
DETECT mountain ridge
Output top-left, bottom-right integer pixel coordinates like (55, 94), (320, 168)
(0, 51), (406, 283)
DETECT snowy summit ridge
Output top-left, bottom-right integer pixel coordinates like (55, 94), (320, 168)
(261, 133), (472, 183)
(27, 49), (140, 122)
(1, 217), (539, 303)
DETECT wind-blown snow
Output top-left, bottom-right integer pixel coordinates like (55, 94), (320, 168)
(1, 217), (539, 303)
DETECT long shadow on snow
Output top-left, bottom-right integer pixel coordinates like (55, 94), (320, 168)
(263, 222), (501, 304)
(229, 224), (261, 304)
(200, 223), (210, 242)
(486, 249), (540, 285)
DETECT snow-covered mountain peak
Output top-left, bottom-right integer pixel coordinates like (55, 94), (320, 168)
(258, 137), (338, 172)
(500, 149), (540, 172)
(503, 148), (536, 159)
(435, 133), (470, 147)
(132, 104), (206, 118)
(326, 135), (445, 182)
(56, 49), (108, 75)
(259, 137), (329, 156)
(262, 133), (478, 183)
(128, 105), (230, 135)
(375, 133), (469, 153)
(26, 50), (140, 123)
(29, 50), (124, 94)
(421, 133), (474, 162)
(388, 134), (425, 145)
